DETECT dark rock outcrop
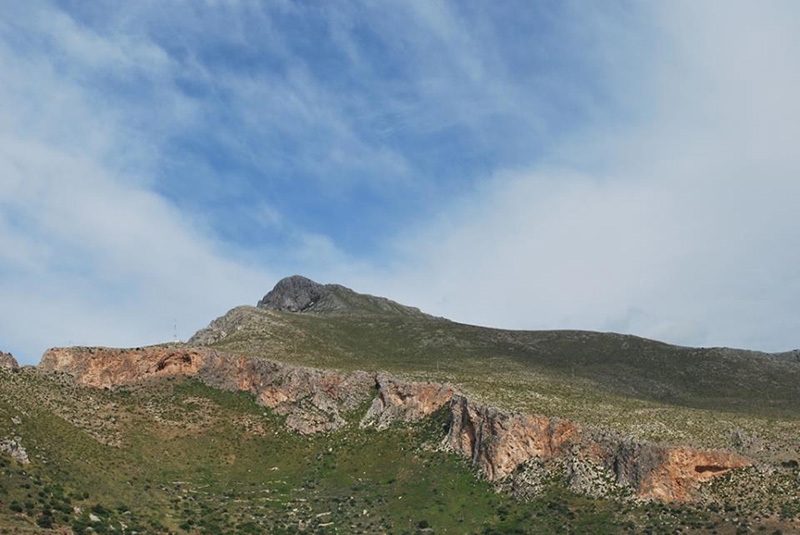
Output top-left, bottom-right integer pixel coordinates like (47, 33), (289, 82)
(258, 275), (325, 313)
(256, 275), (426, 317)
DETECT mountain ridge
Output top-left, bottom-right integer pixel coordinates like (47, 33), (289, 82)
(189, 277), (800, 420)
(2, 276), (798, 533)
(256, 275), (428, 317)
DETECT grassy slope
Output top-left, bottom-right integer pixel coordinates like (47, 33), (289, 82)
(202, 307), (800, 458)
(2, 368), (798, 535)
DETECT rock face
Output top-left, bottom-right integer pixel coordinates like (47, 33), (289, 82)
(445, 395), (580, 481)
(443, 395), (751, 501)
(360, 374), (455, 430)
(40, 346), (374, 435)
(38, 345), (750, 501)
(258, 275), (325, 312)
(0, 351), (19, 369)
(256, 275), (426, 316)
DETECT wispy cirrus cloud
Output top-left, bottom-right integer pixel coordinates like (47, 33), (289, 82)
(366, 1), (800, 352)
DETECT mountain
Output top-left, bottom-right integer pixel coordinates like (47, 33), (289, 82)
(1, 276), (799, 534)
(257, 274), (428, 317)
(193, 277), (800, 420)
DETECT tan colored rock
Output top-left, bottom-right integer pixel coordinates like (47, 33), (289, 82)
(444, 395), (751, 502)
(38, 345), (752, 501)
(360, 374), (455, 430)
(40, 346), (374, 435)
(445, 395), (580, 480)
(637, 446), (751, 501)
(0, 351), (19, 369)
(39, 346), (209, 387)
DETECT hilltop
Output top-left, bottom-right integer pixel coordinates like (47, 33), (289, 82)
(256, 275), (427, 317)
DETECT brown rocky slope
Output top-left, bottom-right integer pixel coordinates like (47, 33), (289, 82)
(39, 345), (750, 502)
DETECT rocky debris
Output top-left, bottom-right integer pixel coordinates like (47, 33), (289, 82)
(39, 345), (751, 501)
(0, 351), (19, 369)
(256, 275), (426, 316)
(731, 428), (764, 453)
(0, 438), (29, 464)
(443, 395), (751, 502)
(360, 374), (455, 430)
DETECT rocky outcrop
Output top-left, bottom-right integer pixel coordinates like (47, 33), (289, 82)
(40, 346), (374, 435)
(443, 395), (751, 501)
(360, 374), (455, 430)
(256, 275), (426, 316)
(188, 306), (261, 346)
(0, 351), (19, 369)
(258, 275), (325, 312)
(0, 438), (29, 464)
(445, 395), (579, 481)
(39, 345), (750, 501)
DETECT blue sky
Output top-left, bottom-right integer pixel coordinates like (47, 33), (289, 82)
(1, 1), (799, 363)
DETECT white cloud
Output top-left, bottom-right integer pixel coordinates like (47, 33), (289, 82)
(370, 1), (800, 352)
(0, 6), (273, 364)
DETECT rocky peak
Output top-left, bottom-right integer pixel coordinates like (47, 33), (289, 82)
(256, 275), (427, 317)
(257, 275), (325, 312)
(0, 351), (19, 369)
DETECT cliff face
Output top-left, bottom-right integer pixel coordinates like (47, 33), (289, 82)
(0, 351), (19, 369)
(443, 395), (750, 501)
(41, 346), (374, 435)
(360, 374), (455, 430)
(39, 346), (750, 502)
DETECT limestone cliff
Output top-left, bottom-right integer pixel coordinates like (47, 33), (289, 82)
(38, 345), (750, 502)
(40, 346), (373, 435)
(360, 374), (455, 430)
(443, 395), (750, 501)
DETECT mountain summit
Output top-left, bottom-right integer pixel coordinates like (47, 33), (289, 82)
(256, 275), (426, 317)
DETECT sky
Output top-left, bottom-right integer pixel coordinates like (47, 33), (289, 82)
(1, 1), (799, 364)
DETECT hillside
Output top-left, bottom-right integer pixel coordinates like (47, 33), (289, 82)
(190, 277), (800, 459)
(3, 352), (799, 534)
(1, 275), (798, 534)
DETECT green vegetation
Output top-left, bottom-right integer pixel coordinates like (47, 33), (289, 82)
(200, 307), (800, 457)
(3, 369), (797, 534)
